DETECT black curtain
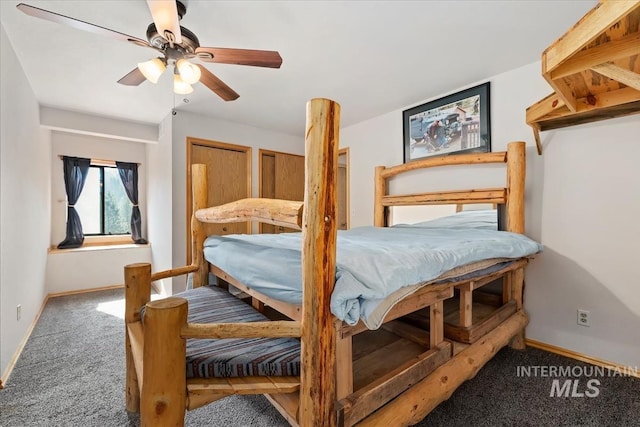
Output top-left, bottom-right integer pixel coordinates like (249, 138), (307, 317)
(57, 156), (91, 249)
(116, 161), (147, 244)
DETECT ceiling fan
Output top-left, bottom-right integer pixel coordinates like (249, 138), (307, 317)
(16, 0), (283, 101)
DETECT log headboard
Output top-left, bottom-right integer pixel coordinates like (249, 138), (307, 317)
(374, 141), (525, 233)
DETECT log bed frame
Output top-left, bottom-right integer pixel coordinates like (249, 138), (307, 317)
(124, 98), (533, 426)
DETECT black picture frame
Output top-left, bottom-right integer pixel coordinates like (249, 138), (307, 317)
(402, 82), (491, 163)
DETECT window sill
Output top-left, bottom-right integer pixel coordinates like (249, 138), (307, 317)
(48, 242), (150, 254)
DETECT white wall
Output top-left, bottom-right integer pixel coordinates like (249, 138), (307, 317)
(40, 106), (159, 144)
(146, 113), (174, 296)
(46, 245), (152, 294)
(527, 117), (640, 367)
(169, 111), (304, 292)
(46, 131), (152, 294)
(0, 25), (50, 378)
(341, 61), (640, 366)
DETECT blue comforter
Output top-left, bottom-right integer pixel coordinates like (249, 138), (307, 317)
(203, 225), (542, 329)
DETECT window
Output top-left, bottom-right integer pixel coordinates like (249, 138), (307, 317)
(75, 165), (132, 236)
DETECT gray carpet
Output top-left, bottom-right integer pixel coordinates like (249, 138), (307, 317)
(1, 289), (638, 426)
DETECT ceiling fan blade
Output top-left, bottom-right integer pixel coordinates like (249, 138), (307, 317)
(117, 68), (146, 86)
(197, 65), (239, 102)
(195, 47), (283, 68)
(16, 3), (154, 50)
(146, 0), (182, 45)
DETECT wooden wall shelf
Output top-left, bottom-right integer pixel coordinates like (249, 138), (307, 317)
(526, 0), (640, 154)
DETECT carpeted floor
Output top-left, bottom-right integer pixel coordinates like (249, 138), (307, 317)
(1, 288), (638, 426)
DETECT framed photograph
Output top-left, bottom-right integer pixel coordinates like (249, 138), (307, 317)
(403, 82), (491, 163)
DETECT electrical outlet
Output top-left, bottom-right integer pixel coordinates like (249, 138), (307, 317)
(577, 309), (590, 327)
(17, 304), (21, 321)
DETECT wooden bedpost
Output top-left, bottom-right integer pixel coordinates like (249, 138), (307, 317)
(124, 263), (151, 412)
(191, 164), (208, 287)
(141, 297), (188, 427)
(374, 166), (386, 227)
(506, 141), (527, 350)
(506, 141), (525, 234)
(300, 98), (341, 427)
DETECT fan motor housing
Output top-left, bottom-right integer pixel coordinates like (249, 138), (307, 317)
(146, 23), (200, 54)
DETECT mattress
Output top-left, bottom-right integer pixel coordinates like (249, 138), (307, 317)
(393, 209), (497, 230)
(202, 221), (542, 329)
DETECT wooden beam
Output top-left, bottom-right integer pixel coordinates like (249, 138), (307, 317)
(381, 188), (506, 207)
(381, 285), (453, 329)
(196, 198), (304, 230)
(381, 151), (506, 179)
(141, 298), (188, 427)
(127, 321), (145, 394)
(187, 377), (300, 411)
(590, 63), (640, 91)
(337, 284), (453, 339)
(150, 265), (198, 282)
(549, 32), (640, 80)
(506, 142), (525, 234)
(429, 301), (444, 348)
(444, 300), (517, 344)
(181, 320), (301, 339)
(191, 164), (209, 287)
(381, 321), (430, 347)
(357, 310), (529, 426)
(509, 268), (526, 350)
(543, 76), (578, 112)
(373, 166), (386, 227)
(299, 98), (341, 427)
(336, 321), (354, 400)
(265, 393), (301, 426)
(526, 92), (566, 124)
(532, 124), (543, 155)
(543, 0), (640, 74)
(339, 343), (451, 426)
(124, 263), (151, 412)
(527, 87), (640, 131)
(503, 273), (513, 305)
(458, 282), (473, 328)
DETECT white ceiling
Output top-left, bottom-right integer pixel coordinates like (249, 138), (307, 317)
(1, 0), (597, 137)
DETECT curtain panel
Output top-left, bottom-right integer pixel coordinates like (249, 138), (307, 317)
(57, 156), (91, 249)
(116, 161), (147, 244)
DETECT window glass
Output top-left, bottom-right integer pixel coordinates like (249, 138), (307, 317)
(75, 166), (131, 236)
(104, 167), (131, 235)
(76, 168), (101, 234)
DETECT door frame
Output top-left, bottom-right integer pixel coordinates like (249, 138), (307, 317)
(258, 148), (305, 233)
(186, 137), (252, 262)
(338, 147), (350, 230)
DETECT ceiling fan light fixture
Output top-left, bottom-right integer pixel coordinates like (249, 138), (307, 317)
(173, 74), (193, 94)
(176, 58), (201, 84)
(137, 57), (166, 84)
